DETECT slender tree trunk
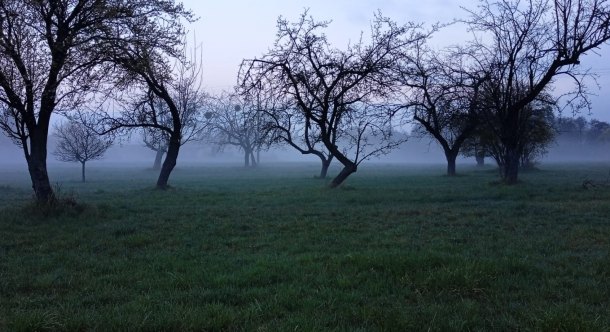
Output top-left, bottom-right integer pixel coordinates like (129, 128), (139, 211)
(329, 162), (357, 188)
(244, 149), (250, 167)
(156, 135), (180, 189)
(445, 151), (458, 176)
(27, 131), (55, 203)
(81, 161), (86, 183)
(153, 149), (164, 170)
(256, 148), (260, 165)
(475, 153), (485, 167)
(503, 147), (520, 184)
(250, 151), (257, 168)
(318, 158), (331, 179)
(500, 109), (522, 184)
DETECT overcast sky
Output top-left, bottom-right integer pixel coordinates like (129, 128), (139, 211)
(186, 0), (610, 121)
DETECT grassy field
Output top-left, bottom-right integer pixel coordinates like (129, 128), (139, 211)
(0, 162), (609, 331)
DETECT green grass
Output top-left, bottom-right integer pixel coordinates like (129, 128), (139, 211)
(1, 162), (609, 331)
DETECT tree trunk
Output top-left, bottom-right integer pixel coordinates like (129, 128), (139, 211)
(250, 151), (257, 168)
(156, 135), (180, 189)
(81, 161), (86, 183)
(318, 158), (331, 179)
(329, 162), (357, 188)
(153, 149), (164, 170)
(256, 148), (260, 165)
(244, 149), (250, 167)
(27, 132), (55, 203)
(475, 153), (485, 167)
(503, 147), (520, 184)
(445, 151), (458, 176)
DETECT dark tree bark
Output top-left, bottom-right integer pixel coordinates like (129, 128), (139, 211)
(156, 134), (180, 189)
(81, 162), (86, 183)
(28, 131), (54, 202)
(503, 147), (520, 184)
(445, 150), (458, 176)
(330, 162), (357, 188)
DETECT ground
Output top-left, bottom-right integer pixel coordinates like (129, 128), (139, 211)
(0, 162), (609, 331)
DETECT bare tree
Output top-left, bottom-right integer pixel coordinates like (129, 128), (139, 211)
(465, 0), (610, 184)
(139, 85), (206, 172)
(240, 87), (335, 177)
(264, 102), (335, 178)
(101, 42), (207, 189)
(0, 0), (193, 203)
(240, 11), (423, 187)
(142, 128), (169, 170)
(206, 93), (268, 168)
(53, 120), (113, 183)
(396, 44), (488, 176)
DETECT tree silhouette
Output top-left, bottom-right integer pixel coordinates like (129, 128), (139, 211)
(206, 93), (267, 168)
(0, 0), (193, 202)
(240, 11), (423, 187)
(54, 121), (113, 183)
(466, 0), (610, 183)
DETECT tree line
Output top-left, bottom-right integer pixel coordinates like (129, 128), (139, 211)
(1, 0), (609, 205)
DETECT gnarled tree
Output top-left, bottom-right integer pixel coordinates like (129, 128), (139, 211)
(142, 128), (169, 170)
(465, 0), (610, 184)
(246, 88), (335, 178)
(101, 43), (207, 189)
(396, 44), (488, 176)
(0, 0), (193, 202)
(240, 11), (423, 187)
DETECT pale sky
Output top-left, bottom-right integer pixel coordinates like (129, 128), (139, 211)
(184, 0), (610, 120)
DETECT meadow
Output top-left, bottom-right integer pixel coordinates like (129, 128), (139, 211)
(0, 162), (609, 331)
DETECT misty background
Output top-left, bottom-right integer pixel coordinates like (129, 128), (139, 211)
(1, 127), (609, 170)
(1, 0), (609, 170)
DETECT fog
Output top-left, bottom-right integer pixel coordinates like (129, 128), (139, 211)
(1, 131), (608, 176)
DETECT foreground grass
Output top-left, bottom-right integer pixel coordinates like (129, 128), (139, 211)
(0, 162), (609, 331)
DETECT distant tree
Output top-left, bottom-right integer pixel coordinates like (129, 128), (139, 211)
(0, 0), (193, 203)
(142, 128), (169, 170)
(53, 120), (113, 183)
(471, 100), (556, 171)
(396, 44), (488, 176)
(465, 0), (610, 184)
(517, 106), (556, 169)
(461, 134), (489, 167)
(240, 11), (423, 187)
(555, 116), (588, 143)
(587, 119), (610, 144)
(206, 93), (267, 168)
